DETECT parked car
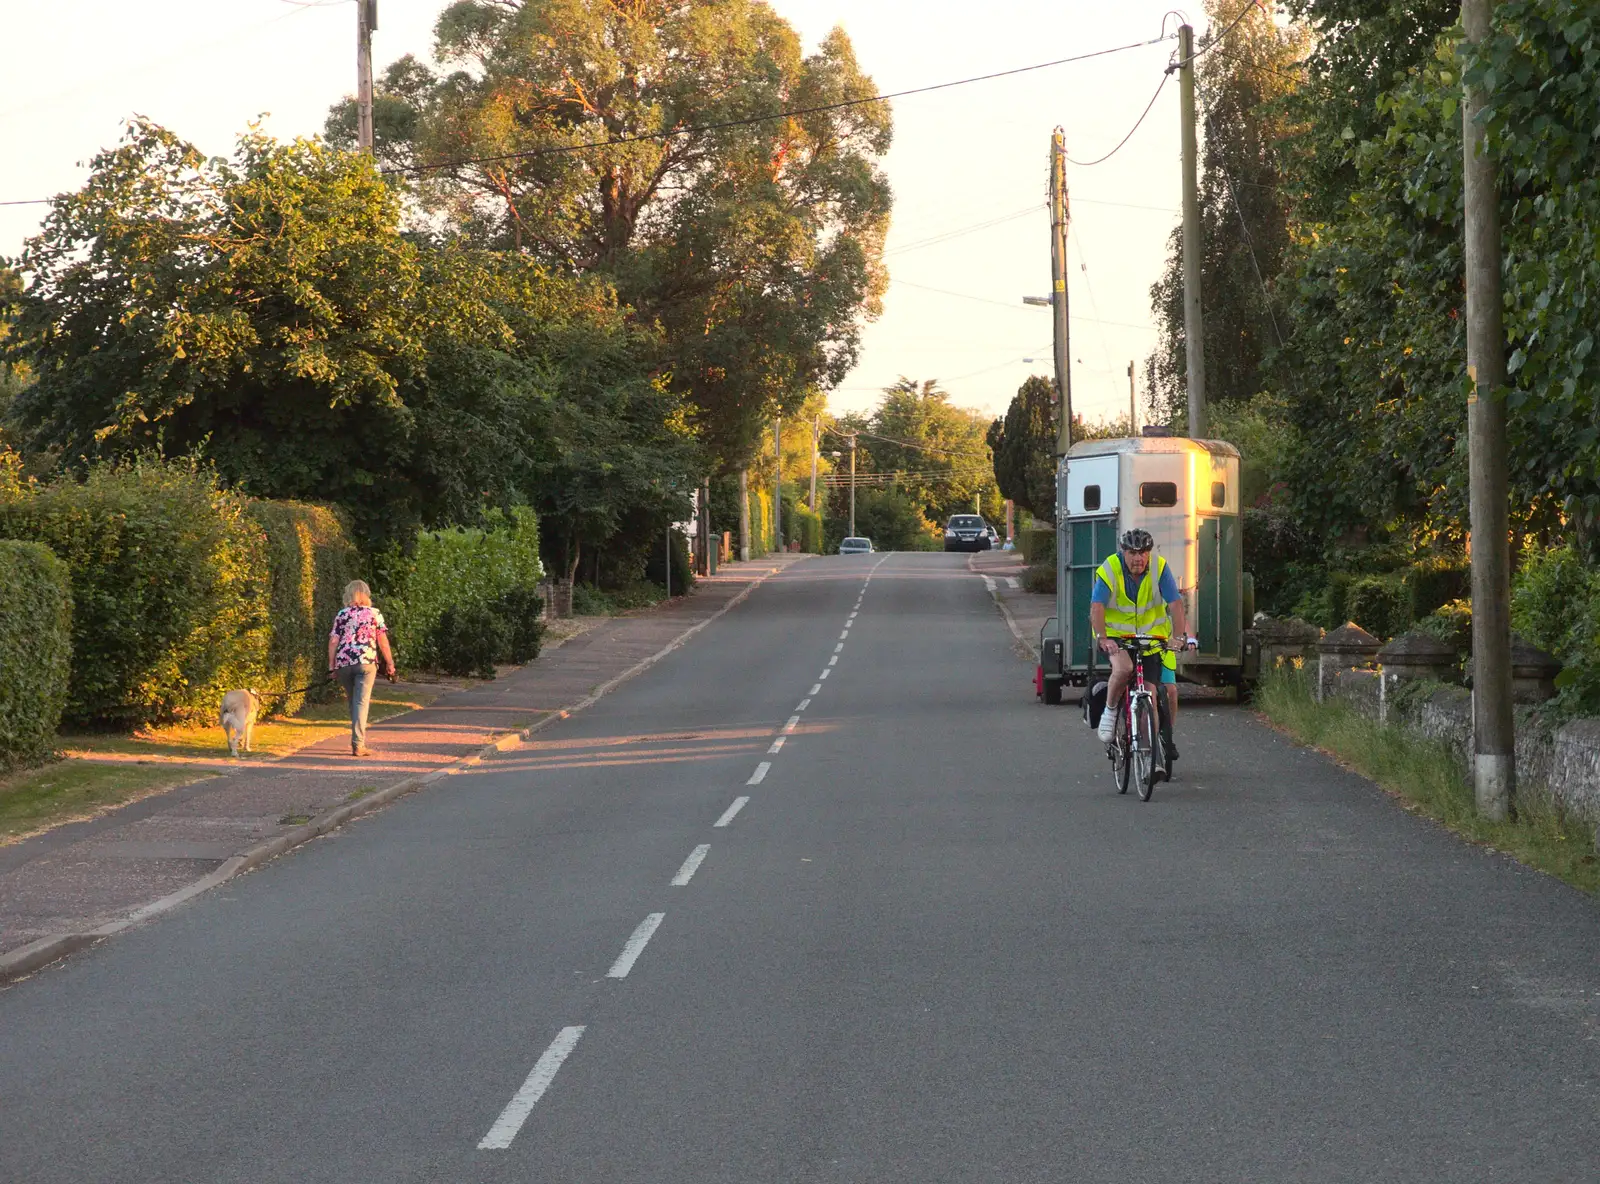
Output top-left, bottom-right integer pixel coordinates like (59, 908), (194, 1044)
(986, 525), (1001, 548)
(838, 537), (874, 555)
(942, 515), (992, 552)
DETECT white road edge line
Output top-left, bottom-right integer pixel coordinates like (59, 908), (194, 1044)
(478, 1025), (587, 1150)
(607, 913), (665, 979)
(671, 843), (710, 886)
(749, 761), (772, 783)
(810, 683), (822, 695)
(769, 736), (786, 753)
(714, 797), (748, 827)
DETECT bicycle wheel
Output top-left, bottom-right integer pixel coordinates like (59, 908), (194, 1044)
(1110, 708), (1130, 795)
(1132, 696), (1158, 801)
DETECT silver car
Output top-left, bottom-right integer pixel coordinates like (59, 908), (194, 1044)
(838, 537), (874, 555)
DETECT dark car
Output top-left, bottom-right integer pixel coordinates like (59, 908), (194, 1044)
(943, 514), (992, 552)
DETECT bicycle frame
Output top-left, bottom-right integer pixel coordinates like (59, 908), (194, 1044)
(1106, 634), (1169, 799)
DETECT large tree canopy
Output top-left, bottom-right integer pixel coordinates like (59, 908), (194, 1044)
(332, 0), (893, 468)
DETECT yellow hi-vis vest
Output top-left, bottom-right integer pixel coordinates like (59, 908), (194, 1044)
(1095, 553), (1174, 639)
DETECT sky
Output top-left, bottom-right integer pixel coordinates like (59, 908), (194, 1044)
(0, 0), (1214, 425)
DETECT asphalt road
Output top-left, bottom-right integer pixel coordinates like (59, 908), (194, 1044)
(3, 553), (1600, 1182)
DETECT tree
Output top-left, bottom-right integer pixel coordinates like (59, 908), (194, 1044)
(990, 375), (1057, 524)
(859, 378), (998, 526)
(1147, 0), (1310, 425)
(340, 0), (892, 468)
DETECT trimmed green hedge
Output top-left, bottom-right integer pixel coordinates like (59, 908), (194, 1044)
(0, 540), (73, 769)
(0, 461), (268, 726)
(247, 501), (362, 716)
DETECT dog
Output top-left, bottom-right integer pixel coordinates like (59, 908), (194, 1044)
(220, 689), (261, 757)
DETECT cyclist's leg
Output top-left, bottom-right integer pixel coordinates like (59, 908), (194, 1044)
(1157, 652), (1178, 758)
(1099, 647), (1133, 740)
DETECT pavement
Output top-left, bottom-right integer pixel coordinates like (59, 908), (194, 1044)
(4, 551), (1600, 1182)
(0, 555), (805, 979)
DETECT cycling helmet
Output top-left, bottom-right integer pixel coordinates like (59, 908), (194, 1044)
(1120, 528), (1154, 553)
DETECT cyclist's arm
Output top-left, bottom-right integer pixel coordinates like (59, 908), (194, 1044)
(1089, 601), (1116, 652)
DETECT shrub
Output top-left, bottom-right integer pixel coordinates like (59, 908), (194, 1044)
(1511, 544), (1600, 714)
(571, 583), (615, 616)
(247, 500), (361, 716)
(1022, 562), (1056, 595)
(1404, 558), (1470, 620)
(378, 507), (543, 670)
(0, 460), (268, 726)
(1344, 574), (1411, 640)
(492, 585), (546, 664)
(791, 503), (824, 554)
(1414, 599), (1472, 653)
(0, 541), (72, 769)
(605, 581), (666, 611)
(431, 603), (509, 679)
(643, 528), (694, 594)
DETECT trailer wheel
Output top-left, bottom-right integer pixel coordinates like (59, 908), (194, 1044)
(1042, 678), (1063, 705)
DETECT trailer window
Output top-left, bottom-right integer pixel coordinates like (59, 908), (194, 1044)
(1083, 484), (1101, 512)
(1139, 482), (1178, 508)
(1211, 481), (1226, 508)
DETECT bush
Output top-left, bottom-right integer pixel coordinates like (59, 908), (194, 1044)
(432, 603), (509, 678)
(1511, 543), (1600, 714)
(643, 528), (694, 595)
(791, 503), (824, 554)
(1343, 574), (1411, 640)
(492, 585), (546, 664)
(1414, 599), (1472, 653)
(0, 541), (72, 769)
(0, 460), (268, 726)
(247, 501), (361, 716)
(1022, 562), (1056, 595)
(1404, 558), (1470, 620)
(1018, 527), (1055, 564)
(378, 507), (543, 670)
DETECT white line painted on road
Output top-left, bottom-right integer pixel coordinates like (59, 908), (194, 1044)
(810, 683), (822, 695)
(607, 913), (665, 978)
(982, 576), (996, 592)
(671, 843), (710, 886)
(749, 761), (772, 784)
(769, 736), (786, 753)
(828, 655), (838, 666)
(714, 797), (748, 827)
(784, 715), (800, 731)
(819, 668), (831, 679)
(478, 1026), (587, 1150)
(796, 698), (811, 711)
(1006, 576), (1021, 589)
(834, 642), (844, 653)
(839, 630), (849, 640)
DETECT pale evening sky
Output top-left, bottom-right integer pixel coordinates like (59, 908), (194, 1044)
(0, 0), (1213, 425)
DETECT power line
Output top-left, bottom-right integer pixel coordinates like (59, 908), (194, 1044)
(1066, 71), (1170, 168)
(1170, 0), (1264, 72)
(389, 33), (1179, 176)
(886, 204), (1043, 256)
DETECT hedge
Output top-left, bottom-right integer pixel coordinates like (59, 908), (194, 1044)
(247, 501), (362, 716)
(0, 541), (73, 769)
(0, 460), (268, 727)
(378, 507), (544, 670)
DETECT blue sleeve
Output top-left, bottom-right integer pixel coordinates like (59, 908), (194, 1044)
(1090, 575), (1112, 605)
(1158, 565), (1180, 603)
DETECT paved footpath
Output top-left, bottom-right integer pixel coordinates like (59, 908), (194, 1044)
(0, 556), (805, 979)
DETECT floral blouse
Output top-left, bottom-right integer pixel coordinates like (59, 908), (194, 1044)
(330, 605), (388, 669)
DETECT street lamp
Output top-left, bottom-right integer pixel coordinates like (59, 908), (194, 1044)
(1022, 295), (1053, 307)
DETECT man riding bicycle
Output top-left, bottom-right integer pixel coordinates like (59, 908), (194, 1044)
(1090, 529), (1198, 765)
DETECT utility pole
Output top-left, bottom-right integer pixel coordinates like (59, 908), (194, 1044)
(1462, 0), (1515, 820)
(357, 0), (376, 154)
(1178, 23), (1206, 438)
(738, 468), (750, 561)
(849, 434), (858, 539)
(1049, 128), (1073, 456)
(774, 417), (784, 552)
(1128, 360), (1137, 436)
(810, 415), (820, 513)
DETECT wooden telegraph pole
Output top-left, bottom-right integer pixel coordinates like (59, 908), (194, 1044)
(357, 0), (376, 153)
(1049, 129), (1073, 456)
(1178, 23), (1206, 438)
(1462, 0), (1515, 819)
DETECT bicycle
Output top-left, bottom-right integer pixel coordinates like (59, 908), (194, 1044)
(1103, 634), (1171, 802)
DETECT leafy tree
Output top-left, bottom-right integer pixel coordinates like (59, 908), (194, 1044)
(989, 374), (1057, 524)
(859, 378), (998, 526)
(341, 0), (892, 468)
(1148, 0), (1310, 424)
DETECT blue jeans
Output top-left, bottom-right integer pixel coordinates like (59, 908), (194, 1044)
(336, 664), (377, 751)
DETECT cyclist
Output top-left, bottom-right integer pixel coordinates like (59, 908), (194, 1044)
(1090, 528), (1198, 765)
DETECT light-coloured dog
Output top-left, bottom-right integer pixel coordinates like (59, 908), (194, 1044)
(220, 689), (261, 757)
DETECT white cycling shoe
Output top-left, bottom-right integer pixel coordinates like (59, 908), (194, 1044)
(1096, 713), (1116, 744)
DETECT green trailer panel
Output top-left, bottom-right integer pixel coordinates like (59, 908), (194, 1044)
(1067, 516), (1120, 670)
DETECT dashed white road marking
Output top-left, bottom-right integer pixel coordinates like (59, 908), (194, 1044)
(834, 642), (844, 653)
(607, 913), (665, 978)
(982, 576), (996, 592)
(1006, 576), (1021, 589)
(848, 612), (857, 621)
(828, 655), (839, 666)
(819, 668), (831, 679)
(839, 630), (849, 640)
(478, 1026), (587, 1150)
(769, 736), (786, 753)
(783, 715), (800, 732)
(671, 844), (710, 886)
(810, 683), (822, 695)
(714, 797), (748, 828)
(749, 761), (772, 783)
(796, 698), (811, 711)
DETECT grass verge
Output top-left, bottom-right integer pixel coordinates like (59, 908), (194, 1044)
(1257, 667), (1600, 895)
(60, 683), (446, 763)
(0, 761), (216, 844)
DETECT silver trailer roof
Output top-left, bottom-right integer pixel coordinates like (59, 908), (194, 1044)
(1064, 436), (1240, 460)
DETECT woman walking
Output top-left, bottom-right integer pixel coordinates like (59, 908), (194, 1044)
(327, 580), (396, 757)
